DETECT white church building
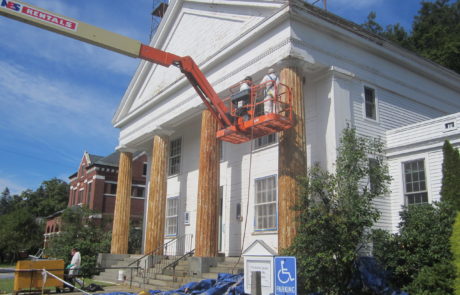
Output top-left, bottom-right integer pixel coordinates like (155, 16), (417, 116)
(109, 0), (460, 259)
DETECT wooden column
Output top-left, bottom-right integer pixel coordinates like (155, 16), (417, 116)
(144, 135), (168, 254)
(278, 65), (306, 251)
(111, 151), (133, 254)
(195, 110), (220, 257)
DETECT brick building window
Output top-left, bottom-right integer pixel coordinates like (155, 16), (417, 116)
(254, 175), (277, 231)
(165, 197), (178, 236)
(86, 182), (92, 204)
(403, 159), (428, 205)
(143, 162), (148, 176)
(169, 138), (182, 176)
(105, 183), (117, 195)
(131, 186), (145, 198)
(77, 190), (83, 204)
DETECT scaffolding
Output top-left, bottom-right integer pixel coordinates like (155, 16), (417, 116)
(150, 0), (169, 40)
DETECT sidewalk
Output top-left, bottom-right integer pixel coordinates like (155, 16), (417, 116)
(67, 284), (145, 295)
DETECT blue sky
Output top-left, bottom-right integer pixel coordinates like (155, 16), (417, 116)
(0, 0), (428, 195)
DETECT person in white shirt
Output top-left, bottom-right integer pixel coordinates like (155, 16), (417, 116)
(68, 248), (83, 288)
(239, 76), (252, 91)
(233, 76), (252, 120)
(69, 248), (81, 276)
(260, 68), (279, 114)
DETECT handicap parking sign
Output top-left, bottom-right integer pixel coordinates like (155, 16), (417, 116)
(274, 256), (297, 295)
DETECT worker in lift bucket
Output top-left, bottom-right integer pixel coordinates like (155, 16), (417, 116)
(231, 76), (253, 121)
(260, 68), (279, 114)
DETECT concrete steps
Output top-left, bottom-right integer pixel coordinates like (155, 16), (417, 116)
(93, 255), (141, 282)
(94, 255), (245, 292)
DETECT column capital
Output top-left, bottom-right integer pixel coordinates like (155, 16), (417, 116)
(152, 127), (174, 137)
(275, 57), (312, 73)
(115, 145), (136, 154)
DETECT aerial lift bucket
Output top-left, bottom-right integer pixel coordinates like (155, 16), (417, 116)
(216, 82), (294, 144)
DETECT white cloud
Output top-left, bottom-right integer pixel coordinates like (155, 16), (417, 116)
(0, 176), (27, 196)
(325, 0), (383, 8)
(0, 60), (119, 141)
(0, 15), (138, 78)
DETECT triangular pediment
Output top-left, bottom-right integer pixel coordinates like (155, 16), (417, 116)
(243, 239), (277, 256)
(113, 0), (287, 126)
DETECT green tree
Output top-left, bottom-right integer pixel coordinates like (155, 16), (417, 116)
(46, 206), (111, 277)
(441, 140), (460, 210)
(26, 178), (69, 217)
(361, 11), (383, 34)
(128, 221), (143, 254)
(411, 0), (460, 73)
(451, 212), (460, 294)
(361, 0), (460, 74)
(286, 127), (391, 294)
(0, 187), (12, 215)
(373, 203), (456, 294)
(0, 207), (44, 262)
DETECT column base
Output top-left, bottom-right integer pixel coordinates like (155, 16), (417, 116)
(97, 253), (130, 269)
(188, 256), (224, 277)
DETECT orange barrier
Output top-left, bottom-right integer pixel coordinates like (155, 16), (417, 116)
(13, 260), (64, 294)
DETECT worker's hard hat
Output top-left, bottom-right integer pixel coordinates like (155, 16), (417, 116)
(268, 68), (275, 74)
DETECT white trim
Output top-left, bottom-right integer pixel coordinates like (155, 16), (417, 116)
(86, 167), (97, 174)
(94, 175), (105, 180)
(133, 151), (147, 161)
(400, 156), (431, 205)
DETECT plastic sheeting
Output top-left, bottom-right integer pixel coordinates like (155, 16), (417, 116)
(149, 273), (246, 295)
(348, 257), (409, 295)
(99, 273), (246, 295)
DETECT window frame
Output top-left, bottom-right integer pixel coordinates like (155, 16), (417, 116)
(254, 133), (277, 150)
(86, 181), (92, 204)
(363, 86), (378, 121)
(254, 175), (278, 232)
(368, 158), (379, 194)
(402, 158), (429, 205)
(142, 162), (148, 177)
(165, 196), (179, 236)
(168, 137), (182, 176)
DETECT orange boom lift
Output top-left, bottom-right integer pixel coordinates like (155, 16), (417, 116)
(0, 0), (294, 143)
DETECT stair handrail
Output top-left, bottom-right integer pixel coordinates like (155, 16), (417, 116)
(162, 249), (195, 271)
(127, 233), (188, 267)
(162, 249), (195, 282)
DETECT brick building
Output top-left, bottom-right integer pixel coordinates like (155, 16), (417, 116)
(44, 151), (147, 245)
(67, 151), (147, 219)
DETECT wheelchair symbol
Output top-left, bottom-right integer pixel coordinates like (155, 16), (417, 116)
(277, 260), (295, 284)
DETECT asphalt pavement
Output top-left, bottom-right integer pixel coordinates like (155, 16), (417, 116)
(0, 267), (15, 279)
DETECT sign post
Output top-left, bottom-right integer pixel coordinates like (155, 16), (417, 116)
(274, 256), (297, 295)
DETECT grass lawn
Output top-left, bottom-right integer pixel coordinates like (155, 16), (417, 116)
(83, 278), (115, 287)
(0, 264), (14, 268)
(0, 278), (13, 294)
(0, 276), (114, 294)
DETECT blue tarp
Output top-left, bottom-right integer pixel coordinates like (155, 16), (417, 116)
(148, 273), (246, 295)
(99, 273), (247, 295)
(348, 257), (409, 295)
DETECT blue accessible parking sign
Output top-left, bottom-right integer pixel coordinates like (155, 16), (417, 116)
(274, 256), (297, 295)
